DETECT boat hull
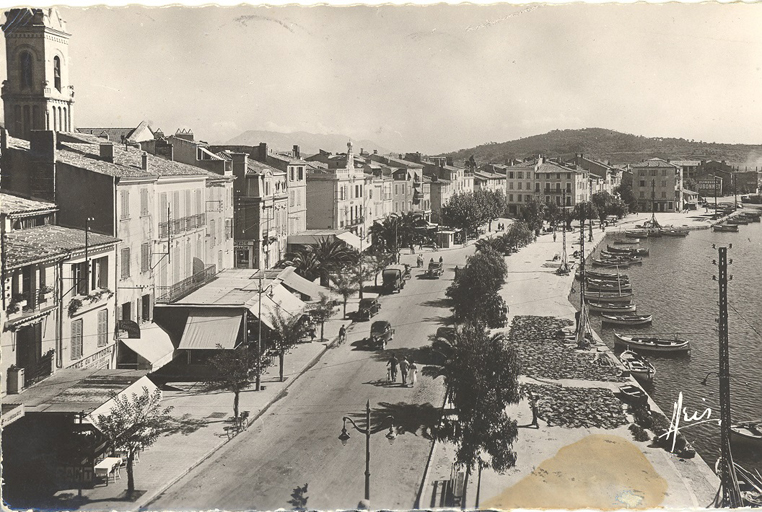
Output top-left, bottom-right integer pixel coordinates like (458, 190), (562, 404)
(602, 314), (652, 326)
(587, 302), (637, 314)
(614, 333), (691, 352)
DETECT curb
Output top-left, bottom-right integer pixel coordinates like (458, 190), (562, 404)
(414, 393), (450, 510)
(139, 332), (343, 510)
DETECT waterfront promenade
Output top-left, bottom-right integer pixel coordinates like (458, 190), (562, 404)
(421, 212), (721, 510)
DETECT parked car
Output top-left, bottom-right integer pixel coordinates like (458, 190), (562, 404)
(370, 320), (394, 349)
(358, 297), (381, 320)
(382, 265), (407, 293)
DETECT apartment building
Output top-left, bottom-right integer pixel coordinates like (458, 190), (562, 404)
(631, 158), (679, 212)
(1, 192), (120, 394)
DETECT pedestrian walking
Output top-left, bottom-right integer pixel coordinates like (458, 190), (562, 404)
(309, 325), (316, 342)
(338, 324), (346, 345)
(438, 256), (443, 264)
(408, 360), (417, 387)
(399, 357), (409, 386)
(553, 230), (557, 242)
(387, 354), (398, 383)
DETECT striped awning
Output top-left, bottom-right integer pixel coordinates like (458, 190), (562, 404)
(178, 309), (242, 350)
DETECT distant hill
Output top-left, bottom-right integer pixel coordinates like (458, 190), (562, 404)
(443, 128), (762, 169)
(225, 130), (391, 157)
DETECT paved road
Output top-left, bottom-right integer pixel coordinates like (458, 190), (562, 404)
(150, 246), (475, 511)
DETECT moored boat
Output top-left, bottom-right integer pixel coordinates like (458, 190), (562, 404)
(614, 333), (691, 352)
(587, 302), (637, 314)
(601, 314), (652, 326)
(587, 283), (633, 293)
(584, 290), (633, 303)
(600, 251), (646, 261)
(587, 277), (630, 287)
(606, 245), (649, 256)
(730, 419), (762, 443)
(585, 270), (629, 280)
(727, 218), (749, 225)
(613, 239), (640, 245)
(618, 384), (648, 405)
(618, 349), (656, 381)
(713, 224), (739, 232)
(661, 228), (690, 237)
(625, 230), (648, 238)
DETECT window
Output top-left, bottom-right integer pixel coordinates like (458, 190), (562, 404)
(661, 191), (667, 198)
(54, 56), (62, 92)
(160, 192), (168, 223)
(120, 190), (130, 219)
(662, 169), (667, 176)
(509, 172), (514, 179)
(546, 196), (550, 203)
(225, 219), (231, 240)
(640, 191), (645, 198)
(567, 173), (571, 179)
(290, 168), (295, 181)
(121, 247), (131, 279)
(73, 261), (89, 296)
(518, 172), (523, 179)
(141, 242), (151, 273)
(97, 309), (109, 347)
(140, 189), (149, 216)
(535, 183), (540, 192)
(556, 173), (561, 180)
(566, 183), (572, 192)
(298, 167), (304, 180)
(662, 180), (667, 188)
(289, 191), (295, 207)
(20, 52), (33, 89)
(92, 257), (108, 290)
(71, 319), (83, 360)
(527, 172), (532, 180)
(509, 182), (513, 190)
(639, 180), (646, 187)
(185, 189), (191, 219)
(518, 182), (522, 190)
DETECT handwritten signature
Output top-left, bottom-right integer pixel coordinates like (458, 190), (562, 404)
(660, 391), (720, 452)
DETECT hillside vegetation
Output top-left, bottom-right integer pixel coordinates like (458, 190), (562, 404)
(443, 128), (762, 169)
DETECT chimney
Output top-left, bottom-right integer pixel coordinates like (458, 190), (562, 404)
(360, 147), (364, 156)
(446, 156), (453, 167)
(538, 155), (545, 165)
(258, 142), (268, 162)
(30, 130), (57, 162)
(373, 149), (378, 155)
(141, 151), (148, 170)
(100, 142), (114, 163)
(293, 145), (300, 159)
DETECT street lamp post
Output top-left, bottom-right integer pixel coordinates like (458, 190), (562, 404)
(338, 400), (396, 504)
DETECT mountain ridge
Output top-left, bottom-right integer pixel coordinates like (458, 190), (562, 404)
(225, 130), (392, 156)
(441, 128), (762, 169)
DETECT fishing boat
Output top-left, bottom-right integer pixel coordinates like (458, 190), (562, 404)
(587, 277), (630, 287)
(618, 384), (648, 405)
(614, 333), (691, 352)
(601, 314), (652, 326)
(584, 290), (633, 303)
(730, 419), (762, 443)
(600, 251), (645, 262)
(587, 283), (633, 293)
(594, 257), (641, 267)
(713, 224), (739, 232)
(618, 349), (656, 381)
(613, 239), (640, 245)
(714, 459), (762, 508)
(661, 228), (690, 237)
(726, 218), (749, 225)
(587, 302), (637, 314)
(606, 245), (649, 256)
(585, 270), (629, 280)
(625, 230), (648, 238)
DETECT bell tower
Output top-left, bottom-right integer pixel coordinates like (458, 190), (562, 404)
(2, 8), (74, 139)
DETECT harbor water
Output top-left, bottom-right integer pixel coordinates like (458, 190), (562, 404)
(588, 216), (762, 473)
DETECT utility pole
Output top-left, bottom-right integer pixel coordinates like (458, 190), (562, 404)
(561, 190), (568, 272)
(715, 246), (742, 507)
(256, 270), (263, 392)
(733, 171), (737, 210)
(714, 176), (719, 215)
(651, 179), (656, 226)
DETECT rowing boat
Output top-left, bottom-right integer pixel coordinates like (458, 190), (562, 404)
(614, 333), (691, 352)
(601, 314), (652, 326)
(619, 349), (656, 381)
(587, 302), (637, 314)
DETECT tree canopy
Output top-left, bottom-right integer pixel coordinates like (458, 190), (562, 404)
(446, 248), (508, 328)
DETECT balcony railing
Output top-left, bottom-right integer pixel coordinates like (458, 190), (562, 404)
(156, 264), (217, 303)
(24, 350), (55, 387)
(158, 213), (207, 238)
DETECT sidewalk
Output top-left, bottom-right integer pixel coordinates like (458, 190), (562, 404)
(49, 304), (355, 511)
(417, 218), (720, 510)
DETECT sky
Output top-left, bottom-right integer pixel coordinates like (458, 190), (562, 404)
(2, 3), (762, 154)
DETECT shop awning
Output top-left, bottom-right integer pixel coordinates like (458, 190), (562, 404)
(246, 284), (306, 328)
(336, 231), (363, 252)
(178, 309), (242, 350)
(277, 267), (326, 301)
(85, 375), (159, 426)
(120, 323), (175, 371)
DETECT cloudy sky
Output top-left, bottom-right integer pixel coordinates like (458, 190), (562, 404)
(2, 3), (761, 154)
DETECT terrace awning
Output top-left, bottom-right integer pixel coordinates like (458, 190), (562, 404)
(178, 309), (242, 350)
(245, 285), (306, 328)
(120, 323), (175, 371)
(336, 231), (363, 251)
(85, 376), (159, 427)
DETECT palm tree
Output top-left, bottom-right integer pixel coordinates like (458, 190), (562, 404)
(330, 271), (359, 318)
(311, 237), (359, 286)
(276, 249), (321, 282)
(269, 310), (309, 382)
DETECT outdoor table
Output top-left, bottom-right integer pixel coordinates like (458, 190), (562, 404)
(94, 457), (122, 485)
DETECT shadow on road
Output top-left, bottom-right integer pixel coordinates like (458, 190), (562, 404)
(287, 483), (309, 510)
